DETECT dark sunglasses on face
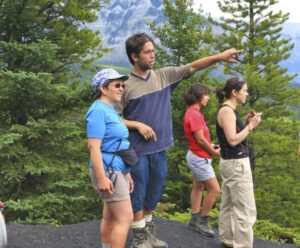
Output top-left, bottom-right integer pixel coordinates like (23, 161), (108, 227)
(112, 82), (125, 89)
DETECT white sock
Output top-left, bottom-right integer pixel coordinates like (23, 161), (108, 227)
(131, 218), (146, 229)
(102, 243), (111, 248)
(144, 214), (152, 223)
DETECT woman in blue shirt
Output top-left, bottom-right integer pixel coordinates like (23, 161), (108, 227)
(86, 69), (133, 248)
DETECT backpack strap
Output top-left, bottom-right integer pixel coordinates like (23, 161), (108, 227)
(103, 140), (122, 172)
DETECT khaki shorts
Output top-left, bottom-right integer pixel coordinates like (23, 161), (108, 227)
(89, 168), (130, 202)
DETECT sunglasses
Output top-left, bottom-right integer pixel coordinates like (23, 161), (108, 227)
(236, 77), (245, 87)
(112, 82), (125, 89)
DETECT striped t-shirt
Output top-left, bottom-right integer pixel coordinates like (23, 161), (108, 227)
(117, 64), (191, 156)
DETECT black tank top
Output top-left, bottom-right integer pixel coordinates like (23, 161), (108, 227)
(216, 104), (249, 159)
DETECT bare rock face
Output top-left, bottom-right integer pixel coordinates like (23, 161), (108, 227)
(89, 0), (165, 66)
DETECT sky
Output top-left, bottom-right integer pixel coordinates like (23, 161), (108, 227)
(193, 0), (300, 23)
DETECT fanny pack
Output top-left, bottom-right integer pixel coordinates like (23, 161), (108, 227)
(104, 140), (139, 168)
(116, 147), (139, 167)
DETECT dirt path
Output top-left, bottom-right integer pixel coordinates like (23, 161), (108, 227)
(6, 218), (298, 248)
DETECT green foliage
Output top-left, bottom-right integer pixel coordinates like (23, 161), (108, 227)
(0, 0), (107, 224)
(154, 203), (192, 223)
(254, 220), (300, 244)
(164, 147), (192, 211)
(148, 0), (214, 68)
(253, 119), (300, 227)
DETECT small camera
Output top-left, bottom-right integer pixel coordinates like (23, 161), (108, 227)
(249, 110), (256, 118)
(213, 145), (219, 149)
(232, 54), (240, 61)
(106, 171), (118, 187)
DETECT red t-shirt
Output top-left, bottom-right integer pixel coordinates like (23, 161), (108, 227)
(183, 106), (212, 158)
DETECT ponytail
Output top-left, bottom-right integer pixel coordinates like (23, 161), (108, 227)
(215, 86), (225, 104)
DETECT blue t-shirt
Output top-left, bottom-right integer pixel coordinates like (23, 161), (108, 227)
(85, 100), (130, 172)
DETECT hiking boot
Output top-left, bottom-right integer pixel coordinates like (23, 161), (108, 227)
(130, 227), (152, 248)
(188, 213), (199, 228)
(146, 221), (168, 248)
(188, 214), (215, 237)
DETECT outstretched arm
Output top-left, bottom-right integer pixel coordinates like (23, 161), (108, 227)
(190, 48), (243, 74)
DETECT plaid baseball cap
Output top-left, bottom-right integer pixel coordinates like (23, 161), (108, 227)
(91, 68), (128, 93)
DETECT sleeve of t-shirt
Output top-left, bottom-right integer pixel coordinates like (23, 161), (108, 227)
(157, 64), (192, 87)
(188, 110), (206, 133)
(86, 107), (106, 139)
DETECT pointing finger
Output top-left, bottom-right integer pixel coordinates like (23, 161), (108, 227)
(235, 49), (244, 54)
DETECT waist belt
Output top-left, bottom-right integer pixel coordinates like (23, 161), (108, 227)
(221, 152), (249, 160)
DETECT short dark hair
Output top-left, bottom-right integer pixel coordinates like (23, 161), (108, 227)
(125, 33), (155, 65)
(184, 83), (210, 106)
(215, 77), (246, 104)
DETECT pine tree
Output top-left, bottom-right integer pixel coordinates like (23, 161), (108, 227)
(148, 0), (214, 67)
(213, 0), (300, 228)
(0, 0), (107, 224)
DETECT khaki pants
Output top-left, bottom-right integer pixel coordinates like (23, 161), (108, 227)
(219, 157), (256, 248)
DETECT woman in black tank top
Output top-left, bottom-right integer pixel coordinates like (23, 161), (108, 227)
(216, 103), (249, 159)
(215, 77), (261, 248)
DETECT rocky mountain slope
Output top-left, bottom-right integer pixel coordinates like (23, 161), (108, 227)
(89, 0), (300, 83)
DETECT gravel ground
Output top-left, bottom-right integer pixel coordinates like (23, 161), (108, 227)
(6, 218), (299, 248)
